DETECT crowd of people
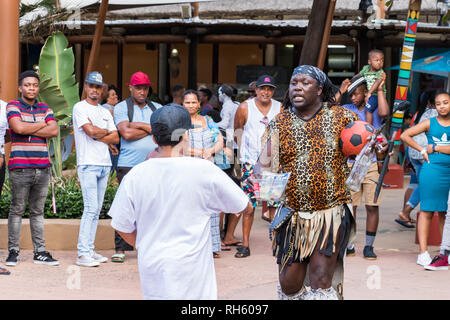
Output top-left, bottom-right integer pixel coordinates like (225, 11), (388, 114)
(0, 50), (448, 300)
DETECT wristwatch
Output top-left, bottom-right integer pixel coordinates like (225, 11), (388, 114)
(432, 144), (437, 153)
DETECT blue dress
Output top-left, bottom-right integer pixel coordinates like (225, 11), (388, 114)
(189, 116), (223, 252)
(419, 117), (450, 212)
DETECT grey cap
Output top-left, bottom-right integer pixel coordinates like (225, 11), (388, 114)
(150, 105), (192, 143)
(85, 71), (104, 86)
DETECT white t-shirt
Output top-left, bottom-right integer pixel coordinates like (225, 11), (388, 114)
(72, 100), (117, 166)
(0, 100), (8, 154)
(108, 157), (249, 300)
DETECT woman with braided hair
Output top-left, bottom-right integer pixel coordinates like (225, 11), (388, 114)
(256, 65), (360, 300)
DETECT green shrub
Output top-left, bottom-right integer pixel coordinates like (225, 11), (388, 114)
(0, 174), (118, 219)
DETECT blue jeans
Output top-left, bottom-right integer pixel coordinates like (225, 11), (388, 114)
(407, 158), (423, 209)
(77, 165), (111, 256)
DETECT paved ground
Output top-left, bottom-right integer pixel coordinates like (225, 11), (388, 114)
(1, 179), (449, 300)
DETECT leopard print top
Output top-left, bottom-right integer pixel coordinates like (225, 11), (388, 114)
(262, 104), (357, 212)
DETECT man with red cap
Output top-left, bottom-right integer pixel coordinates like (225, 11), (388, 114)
(111, 71), (163, 263)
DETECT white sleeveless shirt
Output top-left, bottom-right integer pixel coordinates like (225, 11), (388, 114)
(239, 98), (281, 165)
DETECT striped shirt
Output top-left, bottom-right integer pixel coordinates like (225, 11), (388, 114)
(6, 98), (55, 170)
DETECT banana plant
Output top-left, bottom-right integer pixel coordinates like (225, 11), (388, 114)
(37, 31), (79, 178)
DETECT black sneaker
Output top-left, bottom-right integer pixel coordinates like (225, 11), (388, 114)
(5, 250), (19, 266)
(363, 246), (377, 260)
(346, 247), (355, 257)
(33, 251), (59, 266)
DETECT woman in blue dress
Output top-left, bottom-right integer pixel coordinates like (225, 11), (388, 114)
(182, 90), (225, 258)
(401, 91), (450, 267)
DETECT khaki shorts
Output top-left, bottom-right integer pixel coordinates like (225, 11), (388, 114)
(349, 162), (382, 206)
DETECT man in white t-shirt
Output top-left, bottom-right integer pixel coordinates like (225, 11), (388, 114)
(0, 82), (9, 275)
(73, 72), (119, 267)
(108, 104), (251, 300)
(0, 86), (9, 199)
(232, 74), (281, 258)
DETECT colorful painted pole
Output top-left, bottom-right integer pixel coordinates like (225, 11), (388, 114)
(373, 0), (421, 203)
(390, 0), (422, 137)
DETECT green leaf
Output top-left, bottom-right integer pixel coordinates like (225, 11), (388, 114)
(38, 76), (71, 124)
(386, 0), (393, 7)
(39, 31), (79, 110)
(38, 32), (80, 180)
(443, 11), (449, 24)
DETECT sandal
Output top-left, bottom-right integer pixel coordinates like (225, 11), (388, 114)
(395, 218), (415, 228)
(111, 253), (125, 263)
(0, 267), (10, 275)
(235, 246), (250, 258)
(223, 240), (243, 247)
(221, 242), (231, 251)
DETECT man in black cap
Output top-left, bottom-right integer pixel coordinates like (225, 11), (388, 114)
(232, 74), (281, 258)
(108, 105), (251, 300)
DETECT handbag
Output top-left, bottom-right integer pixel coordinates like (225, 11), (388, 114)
(269, 202), (295, 241)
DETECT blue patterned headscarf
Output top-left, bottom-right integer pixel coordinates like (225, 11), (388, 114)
(291, 65), (335, 103)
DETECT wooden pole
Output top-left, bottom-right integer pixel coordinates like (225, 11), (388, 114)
(158, 43), (168, 103)
(212, 44), (219, 85)
(191, 2), (199, 18)
(377, 0), (386, 19)
(117, 41), (123, 99)
(84, 0), (109, 96)
(317, 0), (336, 70)
(0, 0), (19, 163)
(299, 0), (330, 66)
(188, 36), (198, 89)
(0, 0), (20, 102)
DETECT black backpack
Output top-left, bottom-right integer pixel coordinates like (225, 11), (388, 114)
(125, 97), (156, 122)
(115, 98), (157, 152)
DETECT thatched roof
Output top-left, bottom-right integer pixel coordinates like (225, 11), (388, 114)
(19, 0), (449, 42)
(107, 0), (444, 20)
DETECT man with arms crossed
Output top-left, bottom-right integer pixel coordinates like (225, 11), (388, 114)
(5, 71), (59, 267)
(73, 72), (119, 267)
(111, 71), (162, 263)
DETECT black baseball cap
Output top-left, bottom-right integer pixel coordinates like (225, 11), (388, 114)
(347, 75), (367, 95)
(150, 105), (192, 145)
(255, 75), (276, 88)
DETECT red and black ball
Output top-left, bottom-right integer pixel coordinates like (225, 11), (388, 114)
(339, 120), (375, 157)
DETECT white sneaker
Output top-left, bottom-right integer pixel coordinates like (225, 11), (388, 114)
(76, 255), (100, 267)
(91, 251), (108, 263)
(417, 251), (432, 266)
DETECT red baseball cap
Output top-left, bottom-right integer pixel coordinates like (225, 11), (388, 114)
(128, 71), (151, 86)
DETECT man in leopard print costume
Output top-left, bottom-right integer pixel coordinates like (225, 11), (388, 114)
(258, 66), (358, 300)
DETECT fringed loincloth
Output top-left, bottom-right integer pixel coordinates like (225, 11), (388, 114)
(273, 204), (355, 271)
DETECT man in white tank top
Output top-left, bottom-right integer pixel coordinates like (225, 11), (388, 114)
(228, 74), (281, 258)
